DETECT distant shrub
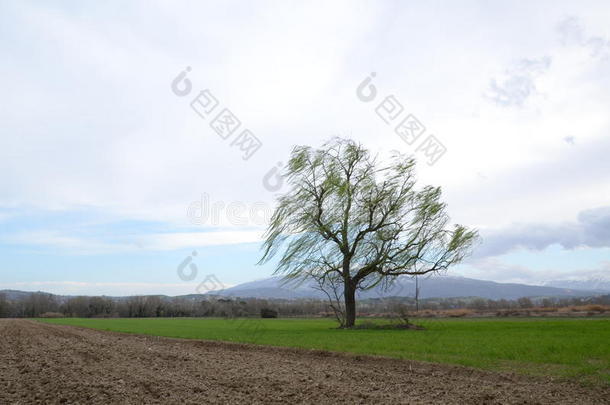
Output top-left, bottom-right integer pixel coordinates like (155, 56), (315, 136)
(445, 309), (472, 318)
(575, 304), (607, 313)
(535, 307), (558, 313)
(39, 312), (65, 318)
(318, 311), (335, 318)
(260, 308), (278, 318)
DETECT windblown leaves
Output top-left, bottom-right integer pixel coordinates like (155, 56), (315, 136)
(259, 138), (478, 291)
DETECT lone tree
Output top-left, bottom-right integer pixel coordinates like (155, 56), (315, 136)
(259, 138), (478, 328)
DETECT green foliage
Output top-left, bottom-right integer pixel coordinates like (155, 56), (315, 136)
(259, 137), (479, 326)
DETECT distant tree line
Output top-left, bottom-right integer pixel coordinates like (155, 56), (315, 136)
(1, 291), (609, 318)
(0, 292), (329, 318)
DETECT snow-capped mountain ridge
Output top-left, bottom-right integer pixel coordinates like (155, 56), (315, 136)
(542, 275), (610, 292)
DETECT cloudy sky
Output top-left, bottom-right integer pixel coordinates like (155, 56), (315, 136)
(1, 0), (609, 295)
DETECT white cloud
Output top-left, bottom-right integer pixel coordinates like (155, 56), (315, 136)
(469, 206), (610, 259)
(137, 231), (263, 251)
(486, 56), (551, 107)
(459, 257), (610, 286)
(0, 280), (234, 296)
(1, 4), (609, 229)
(1, 2), (610, 288)
(2, 229), (263, 254)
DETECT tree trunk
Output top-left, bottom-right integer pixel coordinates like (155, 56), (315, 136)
(344, 282), (356, 328)
(415, 275), (420, 312)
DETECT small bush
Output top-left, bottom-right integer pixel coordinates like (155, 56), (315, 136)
(575, 304), (607, 313)
(445, 309), (472, 318)
(535, 306), (558, 313)
(260, 308), (278, 318)
(39, 312), (65, 318)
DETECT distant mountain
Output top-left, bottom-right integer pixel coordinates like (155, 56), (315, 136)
(0, 289), (54, 301)
(208, 277), (318, 299)
(211, 275), (602, 301)
(0, 290), (168, 302)
(2, 275), (604, 302)
(542, 276), (610, 293)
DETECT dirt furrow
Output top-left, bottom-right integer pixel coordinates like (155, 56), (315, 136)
(0, 319), (608, 404)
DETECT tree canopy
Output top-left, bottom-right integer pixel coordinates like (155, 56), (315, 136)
(259, 138), (478, 327)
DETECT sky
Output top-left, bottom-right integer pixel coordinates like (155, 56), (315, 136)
(1, 0), (609, 296)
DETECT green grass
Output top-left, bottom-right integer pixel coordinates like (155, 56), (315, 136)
(39, 317), (610, 385)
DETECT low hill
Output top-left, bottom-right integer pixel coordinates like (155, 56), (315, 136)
(211, 275), (603, 300)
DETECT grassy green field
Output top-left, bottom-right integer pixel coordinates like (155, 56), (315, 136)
(39, 317), (610, 385)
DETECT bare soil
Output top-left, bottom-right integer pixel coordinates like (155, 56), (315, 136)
(1, 319), (608, 404)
